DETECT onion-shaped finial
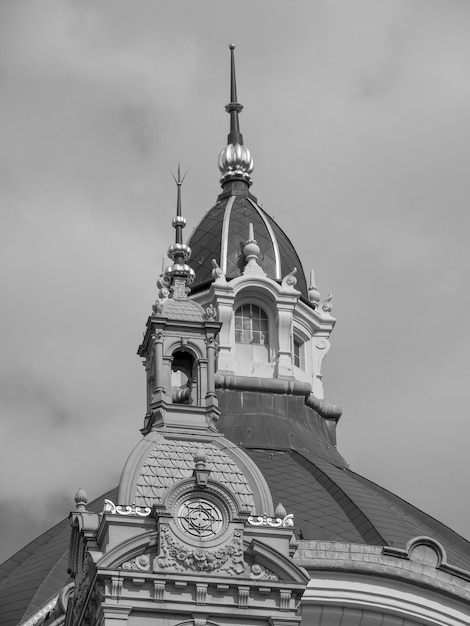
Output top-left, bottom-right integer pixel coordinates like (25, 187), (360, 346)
(218, 143), (254, 186)
(274, 502), (287, 519)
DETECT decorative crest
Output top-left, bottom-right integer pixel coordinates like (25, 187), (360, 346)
(218, 45), (254, 187)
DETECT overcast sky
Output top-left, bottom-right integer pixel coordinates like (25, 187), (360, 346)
(1, 0), (470, 563)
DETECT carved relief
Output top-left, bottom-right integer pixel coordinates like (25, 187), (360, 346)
(122, 554), (151, 571)
(155, 525), (245, 575)
(72, 557), (90, 625)
(250, 563), (279, 581)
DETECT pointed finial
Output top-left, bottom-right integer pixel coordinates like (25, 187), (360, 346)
(308, 269), (321, 306)
(274, 502), (287, 519)
(243, 223), (263, 273)
(218, 45), (254, 187)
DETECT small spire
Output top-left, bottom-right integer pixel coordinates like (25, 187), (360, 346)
(165, 165), (195, 295)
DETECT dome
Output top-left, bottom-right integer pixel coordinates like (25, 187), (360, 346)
(188, 185), (309, 298)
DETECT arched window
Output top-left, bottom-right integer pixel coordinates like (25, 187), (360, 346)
(235, 304), (269, 346)
(171, 350), (196, 404)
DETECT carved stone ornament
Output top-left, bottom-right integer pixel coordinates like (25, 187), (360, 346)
(250, 563), (279, 581)
(178, 498), (224, 540)
(152, 298), (163, 316)
(247, 513), (294, 528)
(155, 525), (245, 575)
(281, 267), (298, 289)
(122, 554), (151, 571)
(102, 499), (151, 517)
(211, 259), (226, 281)
(205, 303), (217, 320)
(320, 293), (333, 313)
(72, 557), (90, 624)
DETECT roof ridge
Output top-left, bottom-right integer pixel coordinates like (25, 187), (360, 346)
(292, 449), (386, 545)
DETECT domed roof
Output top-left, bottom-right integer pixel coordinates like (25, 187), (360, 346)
(188, 45), (308, 298)
(188, 184), (308, 298)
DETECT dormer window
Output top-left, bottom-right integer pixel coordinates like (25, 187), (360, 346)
(235, 304), (269, 346)
(234, 303), (271, 370)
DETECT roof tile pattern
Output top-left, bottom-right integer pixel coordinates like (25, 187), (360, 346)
(161, 298), (205, 321)
(246, 450), (366, 543)
(134, 439), (256, 511)
(188, 193), (308, 296)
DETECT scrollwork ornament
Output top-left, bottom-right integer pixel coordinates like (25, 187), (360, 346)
(247, 513), (294, 528)
(281, 267), (298, 289)
(211, 259), (226, 282)
(102, 499), (151, 517)
(321, 293), (333, 313)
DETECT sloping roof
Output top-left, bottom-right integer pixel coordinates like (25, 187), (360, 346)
(0, 487), (117, 626)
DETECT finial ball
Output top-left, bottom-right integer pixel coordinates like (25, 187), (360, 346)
(229, 43), (235, 50)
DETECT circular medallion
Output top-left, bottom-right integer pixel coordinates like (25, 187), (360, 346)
(178, 498), (224, 540)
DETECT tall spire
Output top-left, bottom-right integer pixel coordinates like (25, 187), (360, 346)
(218, 44), (254, 188)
